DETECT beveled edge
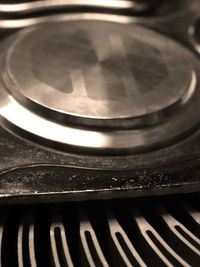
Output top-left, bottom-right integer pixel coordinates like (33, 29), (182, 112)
(0, 21), (200, 154)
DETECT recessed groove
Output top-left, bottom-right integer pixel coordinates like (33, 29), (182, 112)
(1, 207), (22, 267)
(174, 226), (200, 253)
(79, 205), (109, 267)
(164, 198), (200, 236)
(0, 193), (198, 266)
(131, 208), (190, 267)
(161, 196), (199, 228)
(50, 212), (74, 267)
(106, 207), (147, 267)
(157, 204), (200, 256)
(17, 212), (37, 267)
(85, 202), (114, 266)
(115, 232), (146, 267)
(61, 204), (80, 267)
(112, 199), (166, 266)
(33, 206), (51, 267)
(138, 200), (200, 266)
(146, 230), (187, 267)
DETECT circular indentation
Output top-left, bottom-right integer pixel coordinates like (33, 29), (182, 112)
(3, 21), (194, 128)
(0, 17), (200, 154)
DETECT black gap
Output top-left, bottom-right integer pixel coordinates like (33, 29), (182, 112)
(115, 232), (141, 267)
(147, 230), (184, 267)
(137, 198), (169, 237)
(186, 194), (200, 212)
(84, 230), (105, 267)
(22, 219), (31, 267)
(87, 199), (130, 267)
(61, 203), (81, 267)
(112, 198), (143, 246)
(34, 205), (51, 267)
(161, 196), (200, 236)
(138, 197), (200, 266)
(175, 225), (200, 251)
(148, 218), (200, 266)
(54, 226), (70, 266)
(112, 198), (165, 266)
(86, 200), (113, 266)
(1, 206), (22, 267)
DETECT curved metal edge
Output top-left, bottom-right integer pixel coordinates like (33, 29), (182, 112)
(0, 0), (147, 14)
(0, 162), (199, 203)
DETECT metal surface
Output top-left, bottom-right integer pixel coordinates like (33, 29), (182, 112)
(0, 0), (157, 14)
(190, 18), (200, 54)
(1, 17), (200, 153)
(0, 0), (197, 30)
(0, 0), (199, 202)
(3, 22), (194, 121)
(0, 193), (199, 266)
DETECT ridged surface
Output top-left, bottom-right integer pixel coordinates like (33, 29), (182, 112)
(0, 193), (199, 266)
(0, 0), (156, 15)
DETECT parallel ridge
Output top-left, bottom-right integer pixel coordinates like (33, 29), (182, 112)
(0, 193), (199, 266)
(0, 0), (162, 29)
(0, 0), (154, 15)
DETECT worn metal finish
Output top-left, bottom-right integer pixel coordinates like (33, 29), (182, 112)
(1, 17), (200, 153)
(4, 22), (191, 122)
(0, 0), (199, 202)
(2, 22), (194, 122)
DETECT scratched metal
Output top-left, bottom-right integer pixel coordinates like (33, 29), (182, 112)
(1, 18), (200, 153)
(0, 0), (199, 203)
(3, 22), (191, 120)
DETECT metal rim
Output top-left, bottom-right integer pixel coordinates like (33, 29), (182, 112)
(0, 18), (200, 154)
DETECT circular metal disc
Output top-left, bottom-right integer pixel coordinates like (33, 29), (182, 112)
(0, 16), (200, 153)
(3, 21), (192, 128)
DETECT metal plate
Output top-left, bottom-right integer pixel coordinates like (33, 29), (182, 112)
(1, 17), (200, 154)
(3, 22), (192, 121)
(0, 1), (199, 203)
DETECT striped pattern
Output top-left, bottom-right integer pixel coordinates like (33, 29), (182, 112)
(0, 193), (199, 266)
